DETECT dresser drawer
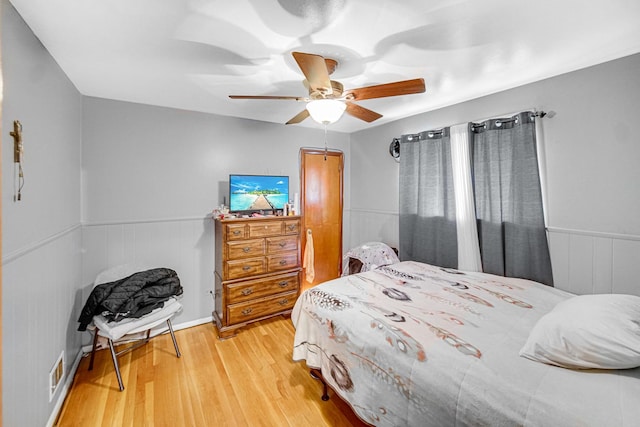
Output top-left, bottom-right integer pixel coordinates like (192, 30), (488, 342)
(283, 219), (300, 235)
(227, 291), (298, 324)
(248, 221), (283, 238)
(226, 223), (247, 240)
(226, 272), (300, 304)
(226, 258), (266, 280)
(266, 236), (298, 253)
(227, 238), (265, 260)
(267, 252), (299, 273)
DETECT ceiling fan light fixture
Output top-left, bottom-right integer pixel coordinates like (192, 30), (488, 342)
(306, 99), (346, 124)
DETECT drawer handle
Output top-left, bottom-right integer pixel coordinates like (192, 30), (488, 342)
(233, 230), (241, 235)
(241, 308), (253, 316)
(278, 299), (289, 306)
(242, 247), (251, 253)
(242, 266), (251, 271)
(288, 225), (296, 231)
(278, 281), (289, 288)
(241, 288), (253, 296)
(278, 242), (287, 247)
(279, 260), (287, 266)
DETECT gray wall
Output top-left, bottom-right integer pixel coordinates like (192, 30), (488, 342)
(80, 97), (351, 331)
(1, 1), (83, 425)
(349, 53), (640, 295)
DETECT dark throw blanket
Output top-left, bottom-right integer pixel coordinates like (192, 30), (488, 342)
(77, 267), (183, 331)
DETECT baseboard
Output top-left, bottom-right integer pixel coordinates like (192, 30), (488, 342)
(174, 315), (213, 331)
(51, 315), (213, 425)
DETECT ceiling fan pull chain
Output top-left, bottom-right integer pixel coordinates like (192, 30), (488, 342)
(324, 124), (328, 161)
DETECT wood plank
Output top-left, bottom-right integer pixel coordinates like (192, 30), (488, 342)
(613, 239), (640, 296)
(56, 317), (367, 426)
(568, 234), (594, 294)
(593, 236), (613, 294)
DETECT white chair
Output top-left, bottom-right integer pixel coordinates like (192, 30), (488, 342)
(87, 264), (183, 391)
(342, 241), (400, 275)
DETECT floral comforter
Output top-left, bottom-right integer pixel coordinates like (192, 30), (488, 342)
(292, 261), (640, 426)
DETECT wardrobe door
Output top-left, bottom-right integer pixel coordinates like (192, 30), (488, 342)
(300, 148), (344, 290)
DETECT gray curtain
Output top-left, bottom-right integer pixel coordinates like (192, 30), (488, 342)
(471, 112), (554, 285)
(399, 129), (458, 268)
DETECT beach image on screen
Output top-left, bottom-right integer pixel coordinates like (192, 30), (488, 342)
(229, 175), (289, 211)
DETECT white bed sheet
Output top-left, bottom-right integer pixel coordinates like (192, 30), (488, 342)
(292, 261), (640, 426)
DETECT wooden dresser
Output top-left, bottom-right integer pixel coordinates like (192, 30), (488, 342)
(213, 216), (301, 339)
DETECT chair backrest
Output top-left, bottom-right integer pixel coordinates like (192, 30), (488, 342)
(344, 242), (400, 274)
(95, 264), (152, 286)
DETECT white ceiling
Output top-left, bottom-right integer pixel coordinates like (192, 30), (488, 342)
(9, 0), (640, 133)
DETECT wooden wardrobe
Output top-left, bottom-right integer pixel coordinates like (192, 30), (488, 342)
(299, 148), (344, 291)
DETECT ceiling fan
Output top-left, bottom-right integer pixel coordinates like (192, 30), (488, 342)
(229, 51), (426, 125)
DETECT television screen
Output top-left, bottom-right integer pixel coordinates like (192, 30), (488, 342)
(229, 174), (289, 213)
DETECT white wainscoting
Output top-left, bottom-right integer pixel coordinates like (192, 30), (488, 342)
(2, 225), (83, 427)
(81, 216), (216, 326)
(347, 209), (399, 252)
(548, 227), (640, 296)
(348, 211), (640, 297)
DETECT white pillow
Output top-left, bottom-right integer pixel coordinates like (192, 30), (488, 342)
(519, 294), (640, 369)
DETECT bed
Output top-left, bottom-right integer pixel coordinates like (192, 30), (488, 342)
(292, 261), (640, 426)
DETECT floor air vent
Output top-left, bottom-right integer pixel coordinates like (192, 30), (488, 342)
(49, 351), (64, 402)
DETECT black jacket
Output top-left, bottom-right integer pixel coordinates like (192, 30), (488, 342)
(77, 268), (183, 331)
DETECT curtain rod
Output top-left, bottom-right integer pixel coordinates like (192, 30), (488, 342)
(535, 110), (555, 118)
(394, 110), (556, 142)
(402, 128), (446, 142)
(471, 110), (555, 129)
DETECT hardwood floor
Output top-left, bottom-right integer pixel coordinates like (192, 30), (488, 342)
(55, 316), (368, 426)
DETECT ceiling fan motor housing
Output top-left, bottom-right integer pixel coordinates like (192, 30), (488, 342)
(310, 80), (344, 99)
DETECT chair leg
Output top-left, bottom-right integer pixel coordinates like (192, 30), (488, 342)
(88, 328), (100, 371)
(167, 319), (181, 358)
(108, 339), (125, 391)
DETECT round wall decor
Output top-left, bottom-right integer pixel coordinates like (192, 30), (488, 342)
(389, 138), (400, 162)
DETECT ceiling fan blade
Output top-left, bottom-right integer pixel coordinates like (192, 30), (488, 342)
(286, 109), (310, 125)
(345, 102), (383, 123)
(292, 52), (333, 95)
(229, 95), (308, 101)
(345, 78), (426, 101)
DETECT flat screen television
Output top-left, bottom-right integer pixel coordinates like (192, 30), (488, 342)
(229, 174), (289, 213)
